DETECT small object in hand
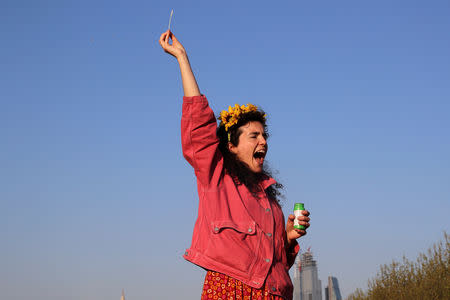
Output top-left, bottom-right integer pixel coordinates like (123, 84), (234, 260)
(294, 203), (306, 230)
(168, 9), (174, 31)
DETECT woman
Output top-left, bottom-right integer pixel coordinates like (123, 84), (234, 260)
(159, 30), (310, 300)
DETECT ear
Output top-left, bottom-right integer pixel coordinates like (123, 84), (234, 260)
(228, 142), (238, 154)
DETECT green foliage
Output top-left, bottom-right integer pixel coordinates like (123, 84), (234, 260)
(347, 232), (449, 300)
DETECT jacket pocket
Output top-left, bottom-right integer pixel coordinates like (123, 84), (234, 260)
(211, 220), (256, 235)
(207, 220), (260, 274)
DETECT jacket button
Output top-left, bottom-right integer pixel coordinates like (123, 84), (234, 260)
(265, 258), (270, 263)
(265, 208), (270, 212)
(214, 227), (219, 232)
(185, 251), (188, 256)
(266, 232), (272, 237)
(248, 228), (253, 233)
(271, 287), (276, 291)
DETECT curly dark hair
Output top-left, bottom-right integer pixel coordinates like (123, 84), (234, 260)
(216, 109), (283, 203)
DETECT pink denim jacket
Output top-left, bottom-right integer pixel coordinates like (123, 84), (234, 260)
(181, 95), (299, 299)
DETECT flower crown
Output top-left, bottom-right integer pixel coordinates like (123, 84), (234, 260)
(218, 103), (266, 131)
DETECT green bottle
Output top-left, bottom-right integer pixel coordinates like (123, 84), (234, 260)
(294, 203), (305, 230)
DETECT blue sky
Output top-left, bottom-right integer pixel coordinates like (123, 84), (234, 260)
(1, 0), (449, 299)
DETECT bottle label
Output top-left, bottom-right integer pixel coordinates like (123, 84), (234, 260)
(294, 207), (305, 230)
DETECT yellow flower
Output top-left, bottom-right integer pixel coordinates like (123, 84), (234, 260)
(218, 103), (265, 131)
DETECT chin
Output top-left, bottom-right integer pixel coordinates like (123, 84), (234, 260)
(253, 167), (264, 173)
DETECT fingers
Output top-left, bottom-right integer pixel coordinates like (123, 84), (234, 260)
(296, 230), (307, 236)
(159, 30), (168, 41)
(159, 30), (178, 45)
(286, 210), (311, 242)
(299, 222), (310, 229)
(159, 29), (172, 42)
(296, 212), (310, 229)
(297, 216), (310, 222)
(291, 228), (307, 237)
(159, 31), (168, 47)
(296, 220), (310, 228)
(159, 30), (176, 55)
(170, 31), (179, 43)
(165, 30), (170, 46)
(289, 213), (310, 226)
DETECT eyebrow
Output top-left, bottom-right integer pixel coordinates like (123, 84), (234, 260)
(248, 131), (267, 136)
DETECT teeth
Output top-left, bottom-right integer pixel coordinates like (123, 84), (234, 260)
(254, 150), (266, 160)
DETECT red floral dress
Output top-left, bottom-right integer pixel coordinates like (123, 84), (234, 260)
(201, 271), (284, 300)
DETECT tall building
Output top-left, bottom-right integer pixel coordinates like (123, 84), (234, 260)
(326, 276), (342, 300)
(293, 255), (302, 300)
(293, 251), (322, 300)
(121, 289), (126, 300)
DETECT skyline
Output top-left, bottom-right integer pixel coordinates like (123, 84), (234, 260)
(1, 0), (449, 299)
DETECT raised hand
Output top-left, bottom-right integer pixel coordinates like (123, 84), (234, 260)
(159, 30), (186, 59)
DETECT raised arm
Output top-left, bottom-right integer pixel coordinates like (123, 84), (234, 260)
(159, 30), (222, 187)
(159, 30), (201, 97)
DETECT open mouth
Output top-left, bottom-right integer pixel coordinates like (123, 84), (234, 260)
(253, 150), (266, 165)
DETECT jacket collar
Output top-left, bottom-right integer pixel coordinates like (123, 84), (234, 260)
(261, 176), (277, 190)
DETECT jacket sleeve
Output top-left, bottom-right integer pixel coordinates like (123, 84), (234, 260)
(181, 95), (222, 186)
(286, 240), (300, 269)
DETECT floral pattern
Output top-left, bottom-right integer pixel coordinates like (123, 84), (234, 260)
(201, 271), (283, 300)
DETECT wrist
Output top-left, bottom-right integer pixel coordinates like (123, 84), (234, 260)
(286, 237), (298, 249)
(287, 238), (293, 248)
(177, 52), (188, 63)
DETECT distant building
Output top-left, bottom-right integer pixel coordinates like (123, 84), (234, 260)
(326, 276), (342, 300)
(293, 251), (322, 300)
(121, 289), (126, 300)
(293, 255), (301, 300)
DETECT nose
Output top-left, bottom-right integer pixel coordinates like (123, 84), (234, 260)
(259, 135), (267, 146)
